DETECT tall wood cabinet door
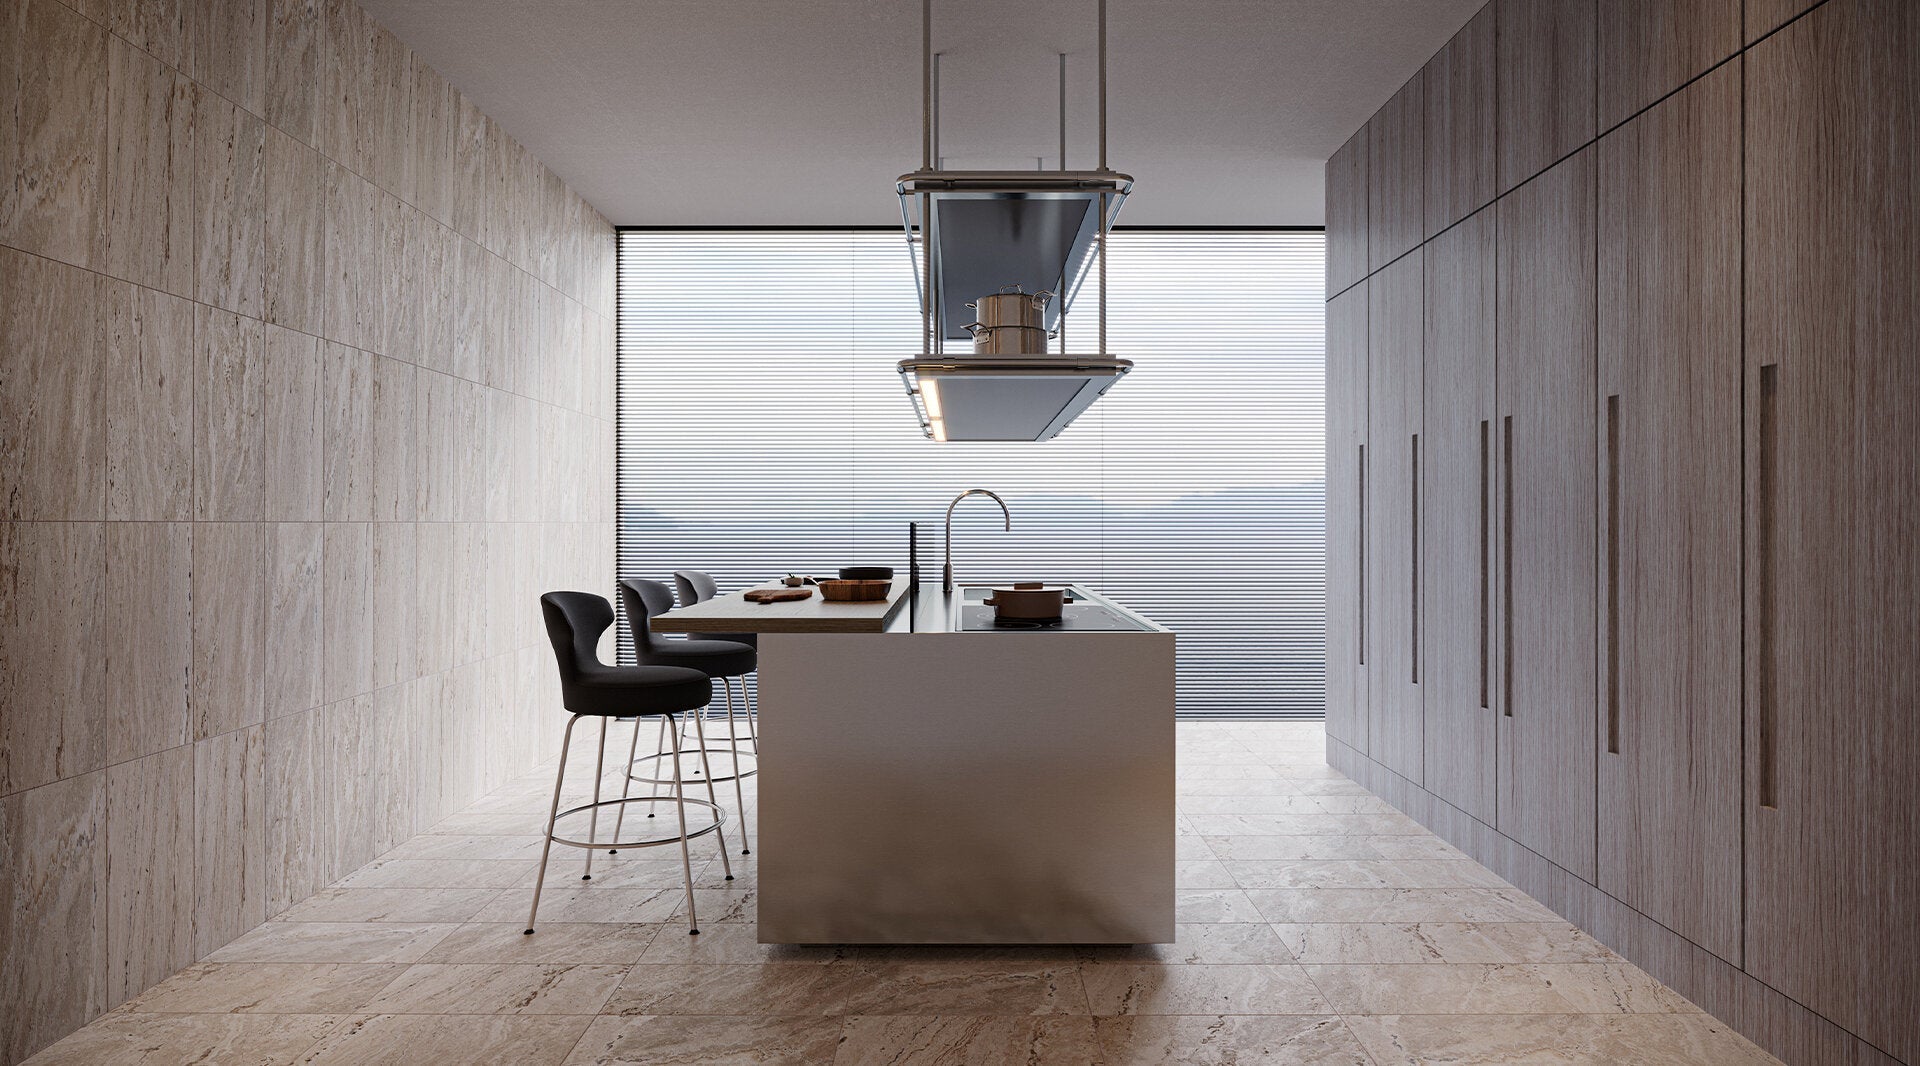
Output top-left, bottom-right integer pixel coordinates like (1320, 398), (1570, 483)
(1497, 0), (1596, 194)
(1495, 149), (1597, 883)
(1327, 128), (1369, 294)
(1424, 4), (1496, 238)
(1366, 254), (1423, 782)
(1368, 77), (1424, 271)
(1326, 282), (1369, 752)
(1596, 0), (1740, 130)
(1746, 2), (1920, 1059)
(1595, 63), (1742, 963)
(1421, 208), (1496, 822)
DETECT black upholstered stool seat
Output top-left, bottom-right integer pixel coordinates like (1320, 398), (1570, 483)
(674, 570), (757, 648)
(620, 580), (757, 679)
(541, 592), (714, 715)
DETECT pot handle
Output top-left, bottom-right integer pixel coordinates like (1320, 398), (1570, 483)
(1013, 581), (1044, 590)
(983, 596), (998, 606)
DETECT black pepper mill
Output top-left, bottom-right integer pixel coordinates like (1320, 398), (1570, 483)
(908, 522), (920, 587)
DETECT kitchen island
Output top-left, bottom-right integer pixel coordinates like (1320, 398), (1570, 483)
(654, 582), (1175, 944)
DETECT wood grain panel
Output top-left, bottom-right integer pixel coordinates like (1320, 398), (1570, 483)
(1746, 0), (1821, 43)
(1497, 0), (1597, 194)
(1495, 147), (1597, 883)
(1366, 254), (1423, 783)
(1596, 63), (1742, 962)
(1596, 0), (1741, 130)
(1745, 2), (1920, 1059)
(1326, 281), (1369, 753)
(1326, 126), (1368, 294)
(1420, 207), (1496, 823)
(1368, 76), (1424, 270)
(1424, 5), (1495, 237)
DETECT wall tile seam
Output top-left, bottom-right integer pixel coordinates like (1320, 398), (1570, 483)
(0, 240), (611, 422)
(32, 0), (612, 310)
(1324, 0), (1829, 307)
(1327, 737), (1903, 1064)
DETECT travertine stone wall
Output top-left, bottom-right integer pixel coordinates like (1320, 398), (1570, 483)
(0, 0), (614, 1060)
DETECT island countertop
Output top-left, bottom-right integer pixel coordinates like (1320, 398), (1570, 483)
(651, 581), (1165, 636)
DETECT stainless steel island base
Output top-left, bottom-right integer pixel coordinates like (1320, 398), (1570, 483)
(754, 614), (1174, 944)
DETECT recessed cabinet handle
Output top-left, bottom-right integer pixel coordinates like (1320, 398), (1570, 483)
(1479, 419), (1489, 710)
(1758, 364), (1779, 808)
(1411, 432), (1420, 685)
(1358, 443), (1367, 667)
(1502, 415), (1514, 718)
(1606, 394), (1620, 755)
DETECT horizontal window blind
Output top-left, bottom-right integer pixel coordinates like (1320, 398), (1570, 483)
(616, 229), (1326, 718)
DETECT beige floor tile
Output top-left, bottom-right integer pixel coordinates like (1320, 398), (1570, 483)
(1080, 964), (1330, 1016)
(1345, 1013), (1783, 1065)
(1175, 889), (1269, 923)
(1246, 887), (1558, 924)
(1084, 923), (1297, 966)
(426, 812), (554, 835)
(377, 833), (547, 861)
(1176, 859), (1241, 888)
(840, 962), (1090, 1016)
(1187, 812), (1426, 836)
(426, 922), (663, 964)
(1227, 859), (1510, 890)
(337, 858), (537, 889)
(295, 1014), (592, 1065)
(833, 1016), (1100, 1065)
(22, 1012), (344, 1065)
(1304, 963), (1700, 1016)
(564, 1014), (840, 1065)
(275, 887), (504, 923)
(1206, 835), (1466, 861)
(1094, 1015), (1372, 1065)
(123, 963), (407, 1014)
(205, 922), (460, 964)
(1180, 794), (1393, 815)
(635, 922), (848, 965)
(475, 886), (685, 925)
(365, 963), (627, 1015)
(601, 962), (868, 1016)
(1273, 922), (1616, 966)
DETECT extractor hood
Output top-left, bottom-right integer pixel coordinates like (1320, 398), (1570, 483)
(896, 1), (1134, 443)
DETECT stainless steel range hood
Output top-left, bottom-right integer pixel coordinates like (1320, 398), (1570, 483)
(897, 0), (1134, 443)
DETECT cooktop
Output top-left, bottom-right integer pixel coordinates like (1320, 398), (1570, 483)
(956, 601), (1153, 632)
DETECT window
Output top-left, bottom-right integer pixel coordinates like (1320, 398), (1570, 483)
(617, 229), (1326, 718)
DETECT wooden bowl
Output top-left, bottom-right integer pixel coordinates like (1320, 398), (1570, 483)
(815, 578), (891, 602)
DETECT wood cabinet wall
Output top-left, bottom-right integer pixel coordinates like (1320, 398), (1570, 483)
(1323, 0), (1917, 1060)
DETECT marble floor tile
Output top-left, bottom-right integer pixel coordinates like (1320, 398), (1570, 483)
(1094, 1015), (1372, 1065)
(337, 858), (537, 889)
(1345, 1013), (1782, 1065)
(426, 923), (663, 964)
(1226, 859), (1510, 890)
(1186, 812), (1426, 836)
(1246, 887), (1559, 924)
(1080, 964), (1330, 1016)
(295, 1014), (592, 1065)
(601, 962), (869, 1016)
(1205, 834), (1466, 862)
(636, 923), (850, 965)
(833, 1015), (1100, 1066)
(1273, 922), (1616, 966)
(377, 833), (547, 861)
(1174, 889), (1269, 924)
(839, 962), (1091, 1016)
(1175, 859), (1240, 888)
(365, 963), (628, 1015)
(205, 922), (460, 964)
(1303, 963), (1700, 1016)
(275, 887), (504, 923)
(478, 885), (686, 926)
(1084, 923), (1297, 966)
(564, 1014), (841, 1065)
(122, 963), (407, 1014)
(21, 1012), (345, 1066)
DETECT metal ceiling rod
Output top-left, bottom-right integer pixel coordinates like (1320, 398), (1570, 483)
(933, 53), (942, 167)
(1098, 0), (1108, 171)
(921, 0), (932, 171)
(1058, 53), (1067, 170)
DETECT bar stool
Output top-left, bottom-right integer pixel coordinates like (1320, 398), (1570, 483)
(620, 578), (758, 855)
(673, 569), (758, 754)
(528, 591), (732, 936)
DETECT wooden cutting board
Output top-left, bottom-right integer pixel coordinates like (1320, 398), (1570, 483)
(744, 587), (814, 604)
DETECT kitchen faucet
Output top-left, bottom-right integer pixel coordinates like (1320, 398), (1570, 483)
(944, 488), (1011, 593)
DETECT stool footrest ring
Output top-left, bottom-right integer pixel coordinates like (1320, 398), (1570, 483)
(545, 795), (726, 851)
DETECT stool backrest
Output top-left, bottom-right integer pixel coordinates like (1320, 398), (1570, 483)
(617, 578), (677, 655)
(674, 570), (720, 607)
(540, 591), (614, 694)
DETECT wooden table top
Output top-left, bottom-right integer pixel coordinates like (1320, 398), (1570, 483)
(650, 578), (912, 634)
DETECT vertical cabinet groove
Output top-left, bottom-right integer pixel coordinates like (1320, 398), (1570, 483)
(1366, 255), (1424, 782)
(1495, 148), (1597, 883)
(1326, 283), (1369, 750)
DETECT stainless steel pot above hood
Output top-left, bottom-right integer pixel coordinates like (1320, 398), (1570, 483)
(897, 0), (1134, 443)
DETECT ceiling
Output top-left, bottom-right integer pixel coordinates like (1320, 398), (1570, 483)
(359, 0), (1482, 227)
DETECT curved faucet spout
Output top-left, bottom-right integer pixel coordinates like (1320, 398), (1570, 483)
(943, 488), (1012, 593)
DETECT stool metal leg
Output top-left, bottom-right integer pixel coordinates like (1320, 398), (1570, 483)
(665, 712), (700, 935)
(723, 680), (751, 855)
(736, 676), (758, 753)
(646, 715), (667, 817)
(582, 716), (608, 881)
(609, 714), (644, 853)
(525, 713), (580, 934)
(690, 710), (735, 882)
